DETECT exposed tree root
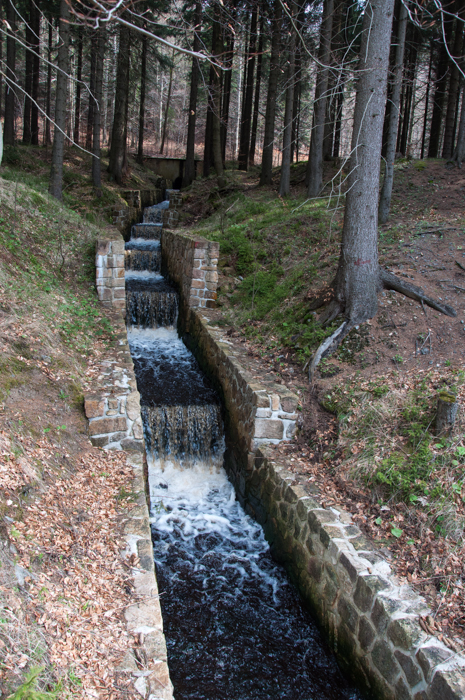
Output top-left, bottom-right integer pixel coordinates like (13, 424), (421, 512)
(380, 270), (456, 317)
(308, 268), (457, 382)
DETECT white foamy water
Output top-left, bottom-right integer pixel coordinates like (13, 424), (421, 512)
(124, 271), (163, 281)
(126, 238), (161, 248)
(149, 459), (278, 599)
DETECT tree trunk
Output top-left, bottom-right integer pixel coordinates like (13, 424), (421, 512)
(137, 34), (147, 163)
(23, 10), (33, 144)
(332, 0), (394, 324)
(0, 2), (3, 120)
(203, 15), (221, 178)
(279, 4), (296, 197)
(379, 0), (408, 224)
(453, 84), (465, 166)
(45, 21), (53, 146)
(108, 23), (131, 184)
(183, 0), (201, 187)
(249, 12), (264, 166)
(238, 7), (258, 170)
(332, 81), (344, 157)
(160, 51), (175, 155)
(428, 18), (454, 158)
(4, 0), (16, 146)
(73, 30), (83, 146)
(211, 8), (225, 188)
(92, 28), (105, 196)
(306, 0), (334, 197)
(259, 0), (281, 186)
(221, 3), (236, 163)
(30, 0), (40, 145)
(290, 41), (301, 163)
(442, 16), (465, 159)
(397, 26), (419, 156)
(420, 41), (433, 160)
(86, 34), (97, 151)
(49, 0), (70, 200)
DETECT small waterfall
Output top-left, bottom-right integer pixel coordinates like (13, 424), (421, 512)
(142, 404), (223, 461)
(126, 277), (178, 329)
(125, 247), (161, 272)
(131, 222), (163, 240)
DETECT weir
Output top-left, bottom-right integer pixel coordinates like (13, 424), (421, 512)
(123, 197), (362, 699)
(91, 190), (465, 700)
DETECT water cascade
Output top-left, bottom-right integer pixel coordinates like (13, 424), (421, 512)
(126, 198), (363, 700)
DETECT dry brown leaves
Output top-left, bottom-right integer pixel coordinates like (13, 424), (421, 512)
(1, 438), (137, 698)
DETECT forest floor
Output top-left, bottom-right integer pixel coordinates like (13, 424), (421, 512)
(185, 157), (465, 652)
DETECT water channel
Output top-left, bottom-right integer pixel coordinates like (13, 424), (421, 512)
(125, 201), (364, 700)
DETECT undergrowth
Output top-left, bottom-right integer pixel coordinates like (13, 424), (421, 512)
(322, 370), (465, 538)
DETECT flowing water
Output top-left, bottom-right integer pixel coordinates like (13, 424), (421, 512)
(126, 198), (364, 700)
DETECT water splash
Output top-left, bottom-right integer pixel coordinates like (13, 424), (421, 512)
(149, 460), (363, 700)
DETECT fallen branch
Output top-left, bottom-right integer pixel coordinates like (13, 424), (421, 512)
(455, 260), (465, 272)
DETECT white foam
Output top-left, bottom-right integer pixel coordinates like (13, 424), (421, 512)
(125, 271), (163, 281)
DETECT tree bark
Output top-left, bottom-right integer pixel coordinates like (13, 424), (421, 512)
(332, 0), (394, 323)
(203, 14), (221, 177)
(259, 0), (281, 186)
(183, 0), (201, 187)
(137, 34), (147, 163)
(92, 28), (105, 196)
(452, 83), (465, 166)
(420, 40), (433, 160)
(86, 33), (97, 151)
(306, 0), (334, 197)
(211, 7), (226, 188)
(279, 3), (296, 197)
(49, 0), (70, 200)
(221, 14), (235, 163)
(30, 0), (40, 145)
(108, 23), (131, 184)
(249, 11), (263, 166)
(160, 51), (175, 155)
(23, 4), (33, 144)
(428, 18), (454, 158)
(73, 29), (83, 146)
(238, 6), (258, 170)
(4, 0), (16, 146)
(442, 13), (465, 159)
(379, 0), (408, 224)
(45, 21), (53, 146)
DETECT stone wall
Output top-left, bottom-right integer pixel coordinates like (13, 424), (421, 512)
(245, 447), (465, 700)
(84, 314), (145, 453)
(161, 229), (220, 326)
(83, 313), (173, 698)
(182, 307), (465, 700)
(96, 232), (126, 311)
(183, 308), (299, 488)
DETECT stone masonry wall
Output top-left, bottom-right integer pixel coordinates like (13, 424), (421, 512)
(83, 313), (173, 699)
(183, 308), (299, 485)
(96, 231), (126, 312)
(84, 314), (144, 453)
(161, 229), (220, 320)
(183, 307), (465, 700)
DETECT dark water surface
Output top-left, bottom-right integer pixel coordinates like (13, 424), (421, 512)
(149, 462), (363, 700)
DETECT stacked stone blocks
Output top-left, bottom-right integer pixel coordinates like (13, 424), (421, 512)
(96, 233), (126, 311)
(161, 229), (220, 310)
